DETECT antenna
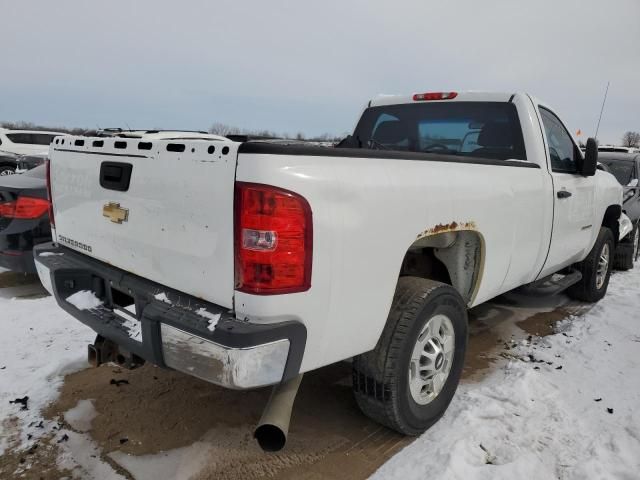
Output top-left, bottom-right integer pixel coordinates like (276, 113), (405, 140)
(594, 81), (610, 140)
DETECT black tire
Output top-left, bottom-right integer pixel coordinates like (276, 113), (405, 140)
(0, 165), (16, 176)
(352, 277), (468, 435)
(567, 227), (614, 302)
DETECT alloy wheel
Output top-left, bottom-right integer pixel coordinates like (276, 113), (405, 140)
(596, 243), (610, 289)
(409, 314), (455, 405)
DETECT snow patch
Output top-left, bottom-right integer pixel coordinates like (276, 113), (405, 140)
(154, 292), (171, 304)
(371, 269), (640, 480)
(195, 308), (221, 331)
(0, 295), (93, 454)
(57, 430), (126, 479)
(64, 399), (97, 433)
(110, 442), (212, 480)
(66, 290), (103, 310)
(113, 305), (142, 342)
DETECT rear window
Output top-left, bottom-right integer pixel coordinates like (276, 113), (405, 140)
(351, 102), (526, 161)
(6, 133), (56, 145)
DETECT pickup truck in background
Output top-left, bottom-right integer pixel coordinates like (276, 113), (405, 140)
(34, 91), (622, 451)
(599, 152), (640, 268)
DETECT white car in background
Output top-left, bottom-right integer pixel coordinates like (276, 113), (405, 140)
(0, 128), (66, 156)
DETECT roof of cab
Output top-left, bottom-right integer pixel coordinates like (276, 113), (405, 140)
(369, 91), (515, 107)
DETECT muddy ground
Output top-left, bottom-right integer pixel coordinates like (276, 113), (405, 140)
(0, 272), (590, 479)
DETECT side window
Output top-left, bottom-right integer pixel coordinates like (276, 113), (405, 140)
(6, 133), (32, 144)
(539, 108), (578, 173)
(371, 113), (410, 150)
(32, 134), (55, 145)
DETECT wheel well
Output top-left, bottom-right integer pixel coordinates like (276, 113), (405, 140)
(602, 205), (621, 245)
(399, 230), (484, 305)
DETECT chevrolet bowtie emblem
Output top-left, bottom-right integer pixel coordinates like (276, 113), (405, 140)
(103, 202), (129, 224)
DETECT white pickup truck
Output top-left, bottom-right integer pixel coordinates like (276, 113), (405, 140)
(35, 92), (622, 451)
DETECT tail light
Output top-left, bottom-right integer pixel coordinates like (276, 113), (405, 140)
(46, 159), (55, 226)
(235, 182), (312, 295)
(413, 92), (458, 101)
(0, 197), (50, 219)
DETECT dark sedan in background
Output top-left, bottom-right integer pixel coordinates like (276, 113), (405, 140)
(0, 165), (50, 273)
(0, 152), (20, 176)
(0, 152), (47, 176)
(15, 154), (47, 173)
(599, 152), (640, 268)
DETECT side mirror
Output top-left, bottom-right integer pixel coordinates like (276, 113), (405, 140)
(581, 137), (598, 176)
(627, 178), (639, 187)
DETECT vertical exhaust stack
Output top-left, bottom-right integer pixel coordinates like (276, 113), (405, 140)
(254, 374), (303, 452)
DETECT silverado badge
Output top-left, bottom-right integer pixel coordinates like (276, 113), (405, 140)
(103, 202), (129, 224)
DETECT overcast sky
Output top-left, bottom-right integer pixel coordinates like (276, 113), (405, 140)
(2, 0), (638, 143)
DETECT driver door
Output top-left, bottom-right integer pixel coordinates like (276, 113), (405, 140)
(538, 107), (596, 277)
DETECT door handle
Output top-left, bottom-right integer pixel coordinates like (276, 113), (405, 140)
(557, 190), (572, 199)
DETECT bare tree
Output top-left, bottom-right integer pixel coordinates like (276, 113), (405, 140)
(208, 122), (242, 136)
(1, 120), (91, 135)
(621, 131), (640, 147)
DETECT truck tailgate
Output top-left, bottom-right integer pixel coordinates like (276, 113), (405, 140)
(49, 137), (238, 308)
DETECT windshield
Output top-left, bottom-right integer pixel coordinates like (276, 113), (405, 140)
(600, 160), (635, 185)
(350, 101), (526, 161)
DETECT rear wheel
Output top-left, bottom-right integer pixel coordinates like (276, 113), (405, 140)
(567, 227), (614, 302)
(0, 165), (15, 176)
(352, 277), (467, 435)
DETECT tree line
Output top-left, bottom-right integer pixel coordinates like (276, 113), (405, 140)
(207, 122), (346, 142)
(2, 119), (637, 147)
(622, 131), (640, 147)
(1, 120), (346, 143)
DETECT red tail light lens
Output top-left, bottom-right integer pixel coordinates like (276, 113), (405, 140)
(412, 92), (458, 101)
(235, 182), (312, 295)
(46, 159), (55, 226)
(0, 197), (50, 219)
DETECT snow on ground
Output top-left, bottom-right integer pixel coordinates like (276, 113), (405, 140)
(110, 442), (213, 480)
(64, 399), (97, 433)
(372, 268), (640, 480)
(2, 264), (640, 479)
(56, 430), (126, 480)
(0, 290), (94, 455)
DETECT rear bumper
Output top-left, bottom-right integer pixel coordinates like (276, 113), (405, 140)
(33, 243), (306, 389)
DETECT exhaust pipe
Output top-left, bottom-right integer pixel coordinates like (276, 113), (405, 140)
(254, 374), (303, 452)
